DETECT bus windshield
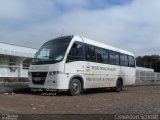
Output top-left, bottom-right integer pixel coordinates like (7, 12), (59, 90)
(32, 36), (72, 65)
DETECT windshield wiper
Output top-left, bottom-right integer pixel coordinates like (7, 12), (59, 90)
(33, 58), (41, 62)
(32, 57), (60, 63)
(42, 56), (53, 60)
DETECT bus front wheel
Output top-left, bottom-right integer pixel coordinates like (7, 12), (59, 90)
(68, 79), (82, 96)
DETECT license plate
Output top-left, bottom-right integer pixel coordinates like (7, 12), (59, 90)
(33, 77), (41, 81)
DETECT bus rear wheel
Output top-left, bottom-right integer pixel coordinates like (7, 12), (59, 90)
(115, 79), (123, 92)
(68, 79), (82, 96)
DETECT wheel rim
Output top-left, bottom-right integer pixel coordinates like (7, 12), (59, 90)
(72, 83), (80, 94)
(117, 81), (122, 91)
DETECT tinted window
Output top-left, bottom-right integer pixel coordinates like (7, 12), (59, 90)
(95, 48), (103, 63)
(103, 49), (109, 64)
(67, 42), (84, 61)
(85, 45), (96, 62)
(120, 54), (128, 66)
(128, 56), (135, 67)
(109, 51), (120, 65)
(89, 47), (109, 64)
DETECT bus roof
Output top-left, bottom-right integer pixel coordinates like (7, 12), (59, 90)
(73, 35), (134, 56)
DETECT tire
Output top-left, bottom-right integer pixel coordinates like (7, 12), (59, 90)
(115, 79), (123, 92)
(68, 79), (82, 96)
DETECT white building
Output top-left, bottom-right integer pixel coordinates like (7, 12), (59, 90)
(0, 42), (37, 78)
(136, 67), (154, 72)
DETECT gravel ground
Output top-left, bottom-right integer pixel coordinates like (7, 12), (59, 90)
(0, 84), (160, 119)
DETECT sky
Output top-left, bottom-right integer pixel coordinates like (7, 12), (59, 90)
(0, 0), (160, 56)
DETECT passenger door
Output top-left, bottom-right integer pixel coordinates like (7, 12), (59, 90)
(65, 41), (85, 77)
(84, 45), (100, 88)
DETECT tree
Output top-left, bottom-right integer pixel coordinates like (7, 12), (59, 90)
(136, 55), (160, 72)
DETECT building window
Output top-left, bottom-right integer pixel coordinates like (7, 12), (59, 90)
(9, 57), (16, 66)
(23, 58), (32, 69)
(9, 57), (17, 72)
(0, 55), (9, 66)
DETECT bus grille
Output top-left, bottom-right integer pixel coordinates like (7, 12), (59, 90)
(32, 72), (48, 85)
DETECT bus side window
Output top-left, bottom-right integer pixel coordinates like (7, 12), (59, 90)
(128, 56), (135, 67)
(120, 54), (128, 67)
(95, 47), (103, 63)
(67, 42), (84, 62)
(109, 51), (120, 65)
(103, 49), (109, 64)
(85, 45), (96, 62)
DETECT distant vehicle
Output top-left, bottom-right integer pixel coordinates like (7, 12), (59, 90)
(28, 35), (136, 96)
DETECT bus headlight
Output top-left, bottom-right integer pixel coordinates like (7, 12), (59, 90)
(49, 72), (54, 76)
(49, 71), (62, 76)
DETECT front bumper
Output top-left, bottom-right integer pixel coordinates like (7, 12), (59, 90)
(28, 73), (69, 89)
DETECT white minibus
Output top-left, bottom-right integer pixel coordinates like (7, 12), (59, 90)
(28, 35), (136, 96)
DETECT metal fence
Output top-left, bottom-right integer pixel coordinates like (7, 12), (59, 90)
(136, 70), (160, 82)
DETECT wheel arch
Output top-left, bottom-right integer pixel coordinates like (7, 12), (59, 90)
(117, 77), (123, 86)
(68, 75), (84, 89)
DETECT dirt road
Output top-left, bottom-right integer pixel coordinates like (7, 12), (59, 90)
(0, 85), (160, 119)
